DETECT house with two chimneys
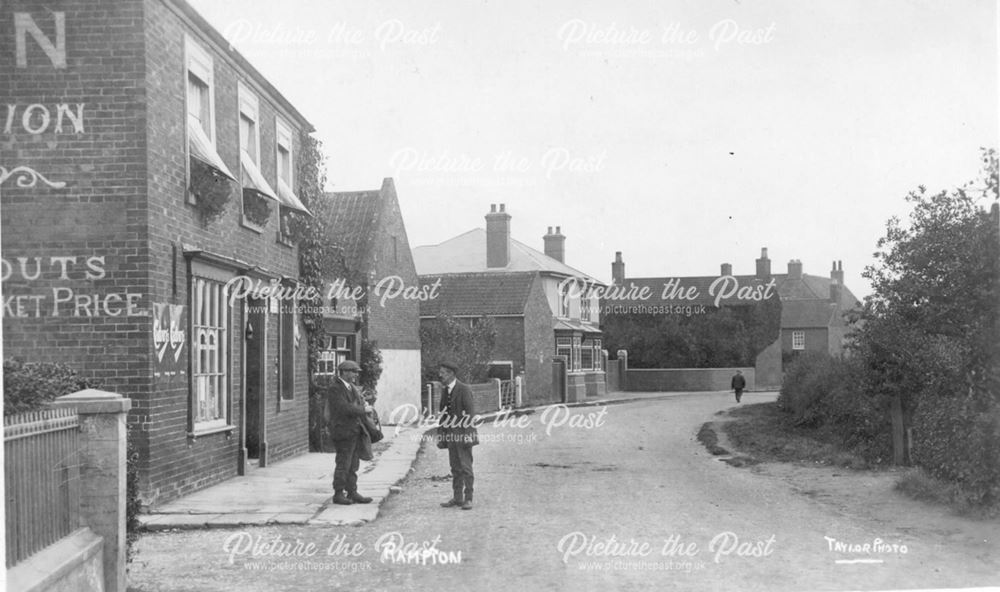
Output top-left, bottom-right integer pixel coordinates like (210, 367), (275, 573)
(608, 248), (861, 387)
(414, 204), (607, 403)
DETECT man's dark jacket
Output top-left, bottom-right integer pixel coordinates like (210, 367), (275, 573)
(439, 380), (479, 446)
(322, 378), (366, 440)
(731, 374), (746, 390)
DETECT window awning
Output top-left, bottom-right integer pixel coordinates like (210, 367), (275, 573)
(240, 151), (278, 201)
(276, 179), (311, 216)
(188, 120), (236, 181)
(554, 319), (602, 334)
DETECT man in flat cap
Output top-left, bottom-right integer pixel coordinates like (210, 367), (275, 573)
(323, 360), (373, 505)
(438, 360), (479, 510)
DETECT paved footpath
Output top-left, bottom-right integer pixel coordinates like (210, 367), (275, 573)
(139, 391), (693, 530)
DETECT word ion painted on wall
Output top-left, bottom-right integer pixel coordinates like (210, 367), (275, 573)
(3, 103), (85, 135)
(1, 256), (144, 318)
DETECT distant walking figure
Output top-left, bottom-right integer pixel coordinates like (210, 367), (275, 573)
(731, 370), (746, 403)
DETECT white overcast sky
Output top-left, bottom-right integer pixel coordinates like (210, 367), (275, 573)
(188, 0), (998, 298)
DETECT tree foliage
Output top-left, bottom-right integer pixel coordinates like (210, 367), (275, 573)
(602, 299), (781, 368)
(843, 147), (1000, 507)
(419, 314), (497, 384)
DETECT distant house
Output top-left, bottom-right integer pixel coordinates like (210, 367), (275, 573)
(607, 248), (861, 386)
(316, 178), (421, 419)
(414, 204), (607, 403)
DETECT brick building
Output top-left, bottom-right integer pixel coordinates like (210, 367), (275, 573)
(607, 248), (861, 387)
(312, 178), (422, 420)
(2, 0), (315, 506)
(415, 204), (607, 403)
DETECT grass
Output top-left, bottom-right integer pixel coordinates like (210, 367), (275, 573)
(696, 422), (729, 456)
(895, 467), (1000, 518)
(721, 402), (871, 470)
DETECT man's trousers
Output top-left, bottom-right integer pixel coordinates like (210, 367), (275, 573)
(448, 443), (474, 501)
(332, 434), (361, 493)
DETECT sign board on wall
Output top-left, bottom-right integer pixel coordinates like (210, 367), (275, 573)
(153, 303), (187, 382)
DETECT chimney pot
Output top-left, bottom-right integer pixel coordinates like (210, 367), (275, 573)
(499, 203), (505, 212)
(721, 262), (733, 276)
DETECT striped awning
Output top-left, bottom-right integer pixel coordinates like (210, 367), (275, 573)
(276, 178), (311, 215)
(240, 151), (278, 200)
(188, 119), (236, 181)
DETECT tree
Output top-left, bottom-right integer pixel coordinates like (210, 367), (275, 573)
(601, 299), (780, 369)
(419, 314), (497, 384)
(851, 148), (1000, 505)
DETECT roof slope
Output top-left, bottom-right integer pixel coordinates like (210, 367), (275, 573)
(322, 190), (381, 272)
(419, 272), (536, 316)
(413, 228), (602, 283)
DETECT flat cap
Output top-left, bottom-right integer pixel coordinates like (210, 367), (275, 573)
(338, 360), (361, 372)
(439, 360), (459, 372)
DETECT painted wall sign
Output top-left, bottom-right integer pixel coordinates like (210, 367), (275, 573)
(14, 11), (66, 69)
(1, 255), (146, 318)
(153, 303), (187, 381)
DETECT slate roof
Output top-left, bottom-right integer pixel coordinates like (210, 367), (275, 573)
(322, 190), (381, 271)
(419, 272), (536, 317)
(413, 228), (603, 284)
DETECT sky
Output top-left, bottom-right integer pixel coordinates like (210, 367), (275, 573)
(187, 0), (999, 298)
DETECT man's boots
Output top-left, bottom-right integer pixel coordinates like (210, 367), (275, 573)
(332, 490), (354, 505)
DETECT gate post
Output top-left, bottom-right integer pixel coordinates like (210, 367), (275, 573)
(51, 389), (131, 592)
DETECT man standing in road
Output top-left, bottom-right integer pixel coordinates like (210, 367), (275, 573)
(438, 361), (479, 510)
(323, 360), (373, 506)
(731, 369), (746, 403)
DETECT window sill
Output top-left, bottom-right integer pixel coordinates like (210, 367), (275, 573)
(278, 397), (296, 411)
(188, 424), (236, 439)
(240, 216), (266, 233)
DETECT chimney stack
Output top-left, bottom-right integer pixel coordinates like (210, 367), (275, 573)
(721, 262), (733, 277)
(543, 225), (566, 263)
(612, 251), (625, 284)
(485, 203), (511, 268)
(755, 247), (771, 279)
(787, 259), (803, 280)
(830, 260), (844, 302)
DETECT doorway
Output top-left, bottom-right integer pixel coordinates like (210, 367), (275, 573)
(245, 296), (267, 465)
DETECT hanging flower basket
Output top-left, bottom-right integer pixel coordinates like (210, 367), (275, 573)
(189, 157), (235, 225)
(280, 207), (309, 243)
(243, 189), (273, 227)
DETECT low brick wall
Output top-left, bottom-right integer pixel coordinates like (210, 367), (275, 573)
(625, 367), (755, 392)
(425, 380), (501, 416)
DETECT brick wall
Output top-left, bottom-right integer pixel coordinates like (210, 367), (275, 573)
(2, 0), (150, 383)
(1, 0), (313, 508)
(367, 178), (420, 351)
(522, 274), (557, 404)
(625, 367), (755, 392)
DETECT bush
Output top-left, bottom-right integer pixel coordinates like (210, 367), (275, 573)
(911, 392), (1000, 512)
(777, 352), (845, 426)
(3, 358), (94, 415)
(777, 352), (892, 463)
